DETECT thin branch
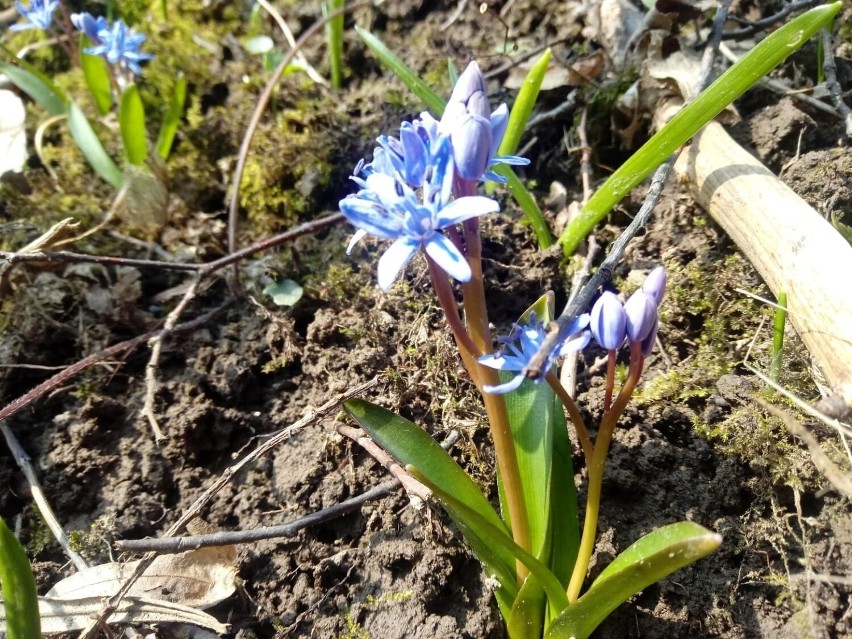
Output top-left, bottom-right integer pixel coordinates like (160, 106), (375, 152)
(78, 377), (379, 639)
(115, 479), (400, 553)
(0, 250), (202, 271)
(720, 0), (820, 41)
(820, 27), (852, 138)
(524, 0), (731, 380)
(0, 420), (88, 571)
(0, 305), (227, 424)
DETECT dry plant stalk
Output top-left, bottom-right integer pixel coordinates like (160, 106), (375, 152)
(674, 121), (852, 418)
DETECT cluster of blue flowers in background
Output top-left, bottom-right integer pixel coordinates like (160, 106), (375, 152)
(11, 1), (154, 76)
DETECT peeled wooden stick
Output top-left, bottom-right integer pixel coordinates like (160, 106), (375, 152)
(674, 121), (852, 418)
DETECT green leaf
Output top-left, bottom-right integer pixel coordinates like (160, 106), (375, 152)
(508, 575), (546, 639)
(557, 1), (843, 256)
(504, 168), (553, 249)
(119, 84), (148, 166)
(497, 48), (550, 157)
(0, 62), (67, 116)
(343, 398), (518, 601)
(545, 522), (721, 639)
(155, 73), (186, 160)
(0, 517), (42, 639)
(263, 279), (303, 306)
(67, 102), (123, 189)
(80, 36), (113, 116)
(353, 25), (445, 114)
(409, 465), (570, 615)
(548, 395), (578, 588)
(324, 0), (345, 89)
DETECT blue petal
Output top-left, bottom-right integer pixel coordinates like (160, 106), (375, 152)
(433, 195), (499, 228)
(483, 374), (526, 395)
(346, 229), (367, 254)
(339, 196), (403, 239)
(377, 237), (419, 291)
(424, 233), (471, 282)
(489, 103), (509, 157)
(451, 114), (492, 181)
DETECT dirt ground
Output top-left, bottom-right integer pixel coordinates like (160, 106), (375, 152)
(2, 1), (851, 638)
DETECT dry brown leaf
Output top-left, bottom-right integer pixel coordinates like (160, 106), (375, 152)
(47, 546), (237, 609)
(0, 595), (229, 635)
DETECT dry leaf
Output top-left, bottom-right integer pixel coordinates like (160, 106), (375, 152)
(47, 546), (237, 609)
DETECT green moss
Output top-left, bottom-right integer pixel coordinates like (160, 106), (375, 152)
(336, 611), (369, 639)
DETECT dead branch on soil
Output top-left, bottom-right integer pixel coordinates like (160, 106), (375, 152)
(0, 420), (88, 571)
(77, 377), (378, 639)
(720, 0), (822, 41)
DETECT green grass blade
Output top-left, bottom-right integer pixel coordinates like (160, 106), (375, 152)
(119, 84), (148, 166)
(0, 62), (67, 116)
(67, 102), (123, 189)
(558, 1), (843, 256)
(80, 36), (113, 116)
(770, 292), (787, 381)
(0, 516), (42, 639)
(354, 25), (445, 114)
(546, 522), (721, 639)
(504, 168), (553, 248)
(155, 72), (186, 160)
(324, 0), (345, 89)
(497, 48), (550, 156)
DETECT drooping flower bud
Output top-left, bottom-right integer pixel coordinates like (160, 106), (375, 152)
(642, 266), (667, 306)
(590, 291), (627, 351)
(624, 290), (658, 343)
(641, 315), (659, 357)
(447, 61), (487, 107)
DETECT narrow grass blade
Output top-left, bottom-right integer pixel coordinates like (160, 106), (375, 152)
(0, 516), (42, 639)
(0, 62), (67, 116)
(497, 48), (550, 156)
(546, 522), (721, 639)
(770, 292), (787, 381)
(80, 36), (113, 116)
(155, 73), (186, 160)
(354, 25), (444, 114)
(324, 0), (345, 89)
(558, 1), (842, 256)
(67, 102), (123, 189)
(119, 84), (148, 166)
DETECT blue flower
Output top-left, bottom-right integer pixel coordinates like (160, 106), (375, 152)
(439, 61), (529, 183)
(71, 13), (154, 75)
(590, 291), (627, 351)
(479, 313), (591, 394)
(339, 135), (499, 290)
(10, 0), (60, 31)
(623, 290), (657, 343)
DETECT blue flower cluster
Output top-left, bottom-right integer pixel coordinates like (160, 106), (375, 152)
(72, 12), (154, 76)
(10, 2), (154, 76)
(339, 62), (528, 291)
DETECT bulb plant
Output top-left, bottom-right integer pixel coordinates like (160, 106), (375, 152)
(339, 3), (843, 632)
(340, 61), (721, 639)
(1, 1), (185, 190)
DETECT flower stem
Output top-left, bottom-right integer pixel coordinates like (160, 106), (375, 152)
(547, 370), (593, 464)
(566, 344), (644, 601)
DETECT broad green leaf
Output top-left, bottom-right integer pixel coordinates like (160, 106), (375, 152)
(0, 63), (67, 116)
(409, 465), (570, 615)
(497, 48), (550, 157)
(558, 1), (843, 256)
(67, 102), (123, 189)
(155, 73), (186, 160)
(546, 522), (721, 639)
(548, 396), (578, 587)
(80, 36), (113, 115)
(343, 398), (518, 604)
(119, 84), (148, 166)
(508, 574), (546, 639)
(0, 517), (41, 639)
(354, 25), (445, 114)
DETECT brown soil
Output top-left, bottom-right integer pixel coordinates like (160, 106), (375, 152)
(2, 1), (851, 639)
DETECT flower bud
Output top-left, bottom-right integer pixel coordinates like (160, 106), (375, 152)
(590, 291), (626, 350)
(447, 61), (487, 106)
(624, 290), (658, 343)
(641, 316), (659, 357)
(642, 265), (667, 306)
